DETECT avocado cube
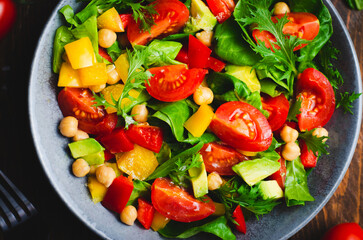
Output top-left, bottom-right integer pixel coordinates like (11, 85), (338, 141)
(188, 156), (208, 198)
(68, 138), (104, 159)
(259, 180), (284, 200)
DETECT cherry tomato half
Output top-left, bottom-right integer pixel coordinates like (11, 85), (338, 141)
(0, 0), (16, 39)
(261, 93), (290, 132)
(200, 142), (248, 175)
(58, 88), (117, 135)
(296, 68), (335, 131)
(205, 0), (235, 23)
(145, 64), (207, 102)
(127, 0), (189, 46)
(322, 223), (363, 240)
(299, 140), (318, 168)
(209, 101), (273, 152)
(253, 12), (320, 51)
(151, 178), (215, 222)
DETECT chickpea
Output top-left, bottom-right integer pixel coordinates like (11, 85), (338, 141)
(313, 127), (329, 142)
(59, 116), (78, 137)
(282, 142), (301, 161)
(280, 125), (299, 143)
(120, 205), (137, 226)
(96, 165), (116, 187)
(98, 29), (117, 48)
(106, 64), (121, 85)
(273, 2), (290, 15)
(208, 172), (223, 190)
(72, 159), (90, 177)
(89, 164), (103, 175)
(72, 130), (89, 142)
(131, 104), (148, 123)
(193, 87), (214, 105)
(89, 84), (106, 93)
(196, 30), (213, 47)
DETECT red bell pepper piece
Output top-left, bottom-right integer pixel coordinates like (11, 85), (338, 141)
(205, 0), (235, 23)
(300, 140), (318, 168)
(125, 124), (163, 153)
(137, 198), (155, 229)
(232, 205), (246, 234)
(207, 56), (226, 72)
(269, 157), (287, 189)
(98, 128), (134, 154)
(119, 13), (132, 29)
(104, 149), (115, 161)
(98, 47), (113, 63)
(188, 35), (212, 69)
(102, 175), (134, 214)
(175, 46), (189, 64)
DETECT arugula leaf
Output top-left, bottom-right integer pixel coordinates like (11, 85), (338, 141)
(299, 129), (328, 156)
(169, 154), (202, 188)
(285, 157), (315, 206)
(287, 97), (302, 122)
(337, 92), (362, 114)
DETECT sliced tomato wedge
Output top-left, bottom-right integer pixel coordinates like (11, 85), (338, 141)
(253, 12), (320, 51)
(205, 0), (235, 23)
(269, 157), (286, 189)
(119, 13), (132, 30)
(145, 65), (207, 102)
(200, 142), (248, 175)
(232, 205), (246, 234)
(125, 124), (163, 153)
(300, 140), (318, 168)
(151, 178), (215, 222)
(58, 88), (117, 135)
(209, 101), (273, 152)
(296, 68), (335, 131)
(127, 0), (189, 45)
(261, 93), (290, 132)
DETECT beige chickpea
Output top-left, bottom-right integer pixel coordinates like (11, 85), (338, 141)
(313, 127), (329, 142)
(196, 30), (213, 47)
(273, 2), (290, 15)
(282, 142), (301, 161)
(193, 87), (214, 105)
(208, 172), (223, 190)
(106, 64), (121, 85)
(72, 159), (90, 177)
(59, 116), (78, 138)
(98, 29), (117, 48)
(131, 104), (148, 123)
(89, 84), (106, 93)
(120, 205), (138, 226)
(89, 164), (103, 175)
(96, 165), (116, 187)
(72, 130), (89, 142)
(280, 125), (299, 143)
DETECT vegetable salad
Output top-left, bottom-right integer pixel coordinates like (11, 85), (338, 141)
(53, 0), (360, 239)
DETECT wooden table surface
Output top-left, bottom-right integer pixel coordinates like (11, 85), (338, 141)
(0, 0), (361, 239)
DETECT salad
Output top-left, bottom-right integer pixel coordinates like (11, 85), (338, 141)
(52, 0), (360, 239)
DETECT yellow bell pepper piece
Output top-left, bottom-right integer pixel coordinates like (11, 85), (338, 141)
(58, 62), (83, 87)
(212, 202), (226, 216)
(87, 176), (107, 203)
(151, 211), (170, 232)
(116, 144), (158, 181)
(97, 7), (124, 32)
(78, 62), (108, 86)
(64, 37), (96, 69)
(225, 65), (261, 92)
(101, 84), (140, 114)
(114, 53), (129, 84)
(184, 104), (214, 137)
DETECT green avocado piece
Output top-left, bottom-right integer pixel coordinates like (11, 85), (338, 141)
(225, 65), (261, 92)
(259, 180), (284, 200)
(232, 158), (280, 186)
(68, 138), (104, 159)
(82, 151), (105, 166)
(184, 0), (217, 33)
(188, 156), (208, 198)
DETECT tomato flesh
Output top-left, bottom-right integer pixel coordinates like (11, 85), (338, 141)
(262, 93), (290, 132)
(200, 142), (248, 175)
(99, 47), (113, 63)
(296, 68), (335, 131)
(300, 140), (318, 168)
(146, 65), (207, 102)
(127, 0), (189, 45)
(98, 128), (134, 154)
(125, 124), (163, 153)
(0, 0), (16, 39)
(188, 35), (212, 69)
(232, 205), (246, 234)
(205, 0), (235, 23)
(322, 223), (363, 240)
(209, 101), (272, 152)
(137, 198), (155, 230)
(269, 157), (286, 189)
(151, 178), (215, 222)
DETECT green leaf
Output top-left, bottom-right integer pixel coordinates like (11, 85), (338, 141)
(285, 157), (315, 206)
(71, 15), (99, 58)
(260, 79), (282, 97)
(52, 26), (75, 73)
(345, 0), (363, 10)
(155, 142), (171, 164)
(287, 97), (302, 122)
(106, 41), (122, 62)
(336, 92), (362, 114)
(299, 129), (329, 156)
(59, 5), (79, 27)
(127, 180), (151, 206)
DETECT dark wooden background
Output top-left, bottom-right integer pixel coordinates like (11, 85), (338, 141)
(0, 0), (361, 239)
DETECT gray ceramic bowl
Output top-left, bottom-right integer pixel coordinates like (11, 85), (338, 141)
(29, 0), (362, 239)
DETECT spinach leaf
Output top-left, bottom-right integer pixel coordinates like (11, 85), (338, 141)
(214, 18), (261, 66)
(155, 142), (171, 164)
(145, 40), (183, 67)
(59, 5), (79, 27)
(161, 32), (192, 41)
(285, 157), (315, 206)
(158, 216), (236, 240)
(256, 138), (282, 161)
(52, 26), (75, 73)
(345, 0), (363, 10)
(127, 180), (151, 206)
(107, 41), (122, 62)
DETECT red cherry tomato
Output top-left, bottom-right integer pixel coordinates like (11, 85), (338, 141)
(151, 178), (215, 222)
(127, 0), (189, 45)
(119, 13), (132, 30)
(125, 124), (163, 153)
(261, 93), (290, 132)
(296, 68), (335, 131)
(322, 223), (363, 240)
(199, 142), (248, 175)
(299, 140), (318, 168)
(269, 157), (286, 189)
(253, 12), (320, 51)
(209, 101), (273, 152)
(232, 205), (246, 234)
(58, 88), (117, 135)
(0, 0), (16, 39)
(205, 0), (235, 23)
(145, 64), (207, 102)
